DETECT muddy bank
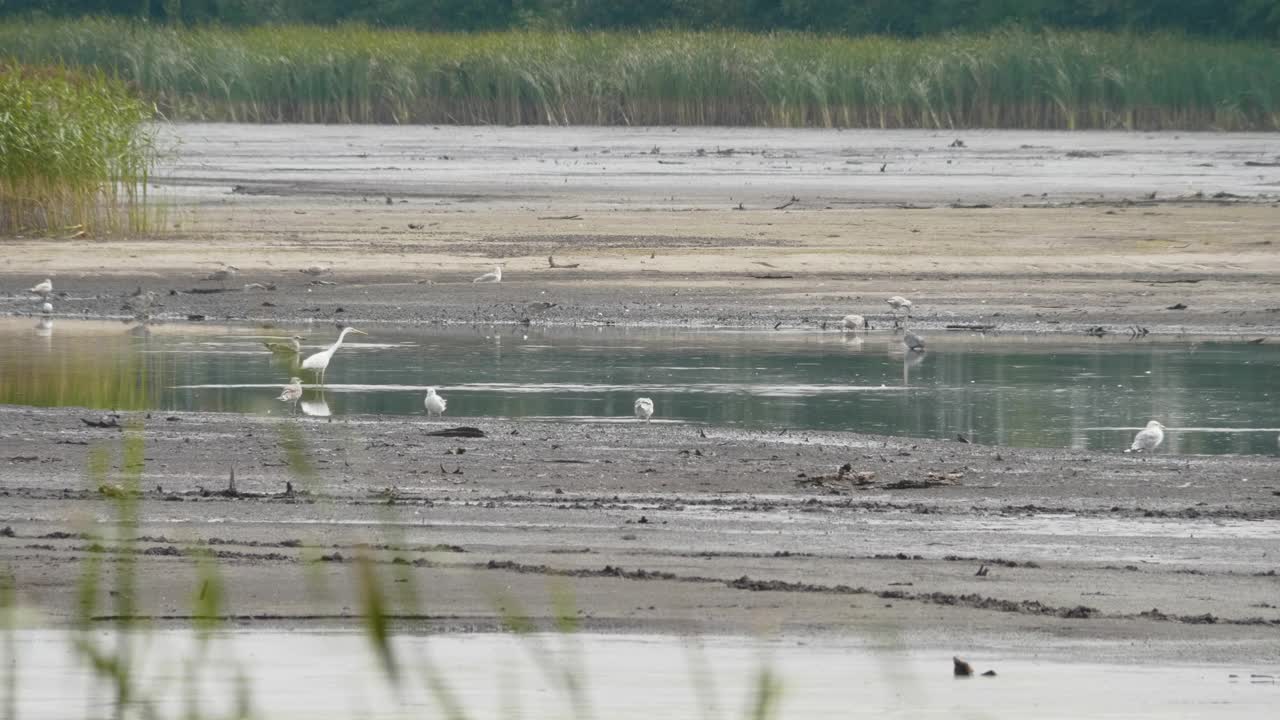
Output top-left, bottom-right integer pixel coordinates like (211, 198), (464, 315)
(2, 126), (1279, 334)
(2, 405), (1278, 662)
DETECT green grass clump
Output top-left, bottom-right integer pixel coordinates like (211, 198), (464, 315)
(0, 62), (158, 235)
(0, 19), (1277, 130)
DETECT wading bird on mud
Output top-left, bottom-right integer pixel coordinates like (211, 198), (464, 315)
(263, 335), (306, 355)
(277, 377), (303, 414)
(887, 296), (912, 317)
(634, 397), (655, 422)
(472, 266), (502, 283)
(1126, 420), (1165, 453)
(424, 388), (447, 417)
(842, 314), (867, 332)
(29, 279), (52, 298)
(301, 325), (366, 384)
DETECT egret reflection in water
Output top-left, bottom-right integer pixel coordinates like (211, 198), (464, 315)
(300, 392), (331, 418)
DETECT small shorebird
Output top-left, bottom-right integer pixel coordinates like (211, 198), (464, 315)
(887, 296), (912, 317)
(29, 279), (53, 298)
(423, 387), (447, 417)
(263, 335), (306, 354)
(841, 314), (867, 332)
(634, 397), (655, 422)
(300, 265), (332, 276)
(276, 377), (303, 414)
(903, 331), (926, 352)
(301, 325), (366, 385)
(1126, 420), (1165, 453)
(202, 265), (240, 286)
(472, 266), (502, 283)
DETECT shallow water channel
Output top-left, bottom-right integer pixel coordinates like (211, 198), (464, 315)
(9, 630), (1277, 720)
(1, 318), (1277, 455)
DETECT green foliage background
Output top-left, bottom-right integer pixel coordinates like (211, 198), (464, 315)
(4, 0), (1279, 39)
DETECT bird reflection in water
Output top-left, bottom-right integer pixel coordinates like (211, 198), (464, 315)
(300, 392), (331, 418)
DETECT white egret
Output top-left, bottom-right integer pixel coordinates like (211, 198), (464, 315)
(903, 331), (926, 352)
(841, 314), (867, 332)
(276, 377), (303, 414)
(1126, 420), (1165, 453)
(887, 296), (912, 317)
(29, 279), (52, 298)
(424, 388), (447, 417)
(301, 326), (367, 384)
(40, 302), (53, 315)
(263, 335), (306, 354)
(472, 266), (502, 283)
(634, 397), (655, 422)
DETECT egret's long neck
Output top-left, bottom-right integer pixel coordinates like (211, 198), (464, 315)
(332, 327), (355, 351)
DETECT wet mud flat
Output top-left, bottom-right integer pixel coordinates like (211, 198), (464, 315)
(2, 125), (1280, 335)
(2, 405), (1278, 664)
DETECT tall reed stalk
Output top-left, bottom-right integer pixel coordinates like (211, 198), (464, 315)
(0, 62), (159, 235)
(0, 19), (1275, 130)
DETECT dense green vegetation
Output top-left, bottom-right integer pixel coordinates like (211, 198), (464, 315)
(1, 19), (1276, 130)
(0, 63), (158, 235)
(6, 0), (1280, 39)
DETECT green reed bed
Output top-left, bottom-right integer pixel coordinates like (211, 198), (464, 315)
(0, 62), (158, 235)
(1, 18), (1276, 130)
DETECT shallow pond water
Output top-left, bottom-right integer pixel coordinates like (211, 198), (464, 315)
(8, 629), (1277, 720)
(1, 318), (1277, 455)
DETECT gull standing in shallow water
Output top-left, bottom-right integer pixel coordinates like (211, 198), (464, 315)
(634, 397), (655, 422)
(424, 388), (447, 417)
(472, 266), (502, 283)
(276, 377), (303, 414)
(301, 325), (367, 385)
(841, 314), (867, 332)
(1126, 420), (1165, 453)
(30, 279), (53, 298)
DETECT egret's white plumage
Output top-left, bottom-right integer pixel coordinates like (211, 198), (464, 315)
(40, 302), (53, 315)
(30, 279), (52, 297)
(424, 388), (447, 417)
(264, 335), (305, 354)
(887, 296), (912, 316)
(1126, 420), (1165, 453)
(634, 397), (655, 422)
(903, 331), (926, 352)
(472, 266), (502, 283)
(301, 326), (366, 384)
(841, 314), (867, 332)
(276, 377), (303, 413)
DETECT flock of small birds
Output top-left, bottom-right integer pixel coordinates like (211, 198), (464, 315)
(23, 274), (1166, 450)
